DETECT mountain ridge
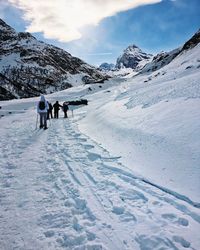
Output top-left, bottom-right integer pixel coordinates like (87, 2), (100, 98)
(0, 19), (108, 100)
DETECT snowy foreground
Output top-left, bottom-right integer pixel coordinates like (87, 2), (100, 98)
(0, 45), (200, 249)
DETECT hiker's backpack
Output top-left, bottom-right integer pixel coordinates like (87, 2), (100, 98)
(39, 101), (45, 110)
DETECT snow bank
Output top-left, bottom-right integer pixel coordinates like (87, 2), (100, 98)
(78, 44), (200, 203)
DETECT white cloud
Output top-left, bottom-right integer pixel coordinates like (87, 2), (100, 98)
(7, 0), (161, 42)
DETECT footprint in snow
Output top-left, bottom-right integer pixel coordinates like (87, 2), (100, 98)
(135, 234), (176, 250)
(161, 213), (189, 227)
(87, 152), (101, 161)
(77, 137), (87, 142)
(44, 230), (55, 238)
(173, 236), (191, 248)
(84, 144), (95, 150)
(120, 211), (137, 223)
(112, 206), (125, 215)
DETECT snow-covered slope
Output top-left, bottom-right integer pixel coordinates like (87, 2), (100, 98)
(0, 19), (108, 100)
(116, 45), (152, 70)
(1, 95), (200, 249)
(78, 41), (200, 204)
(0, 31), (200, 249)
(141, 29), (200, 74)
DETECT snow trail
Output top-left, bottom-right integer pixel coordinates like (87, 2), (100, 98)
(0, 110), (200, 250)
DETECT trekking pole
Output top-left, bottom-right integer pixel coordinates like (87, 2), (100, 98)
(35, 113), (38, 130)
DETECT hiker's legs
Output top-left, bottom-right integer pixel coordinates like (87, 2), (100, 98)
(44, 113), (47, 128)
(39, 114), (43, 128)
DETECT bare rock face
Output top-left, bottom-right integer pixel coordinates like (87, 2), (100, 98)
(181, 29), (200, 51)
(0, 19), (108, 100)
(141, 48), (181, 73)
(116, 45), (152, 70)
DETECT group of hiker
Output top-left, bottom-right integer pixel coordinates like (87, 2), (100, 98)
(37, 95), (69, 129)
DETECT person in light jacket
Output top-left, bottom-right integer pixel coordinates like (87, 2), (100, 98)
(37, 95), (49, 129)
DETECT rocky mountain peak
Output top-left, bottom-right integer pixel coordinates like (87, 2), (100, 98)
(124, 44), (141, 53)
(116, 44), (152, 70)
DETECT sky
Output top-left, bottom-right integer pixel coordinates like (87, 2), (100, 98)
(0, 0), (200, 66)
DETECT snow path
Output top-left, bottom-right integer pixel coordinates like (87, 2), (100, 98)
(0, 111), (200, 250)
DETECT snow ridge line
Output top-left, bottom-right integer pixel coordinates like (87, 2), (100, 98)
(141, 178), (200, 209)
(102, 164), (200, 211)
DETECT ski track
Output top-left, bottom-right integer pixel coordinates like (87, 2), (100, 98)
(0, 112), (200, 250)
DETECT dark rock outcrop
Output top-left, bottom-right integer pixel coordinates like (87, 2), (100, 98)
(0, 19), (108, 100)
(181, 29), (200, 51)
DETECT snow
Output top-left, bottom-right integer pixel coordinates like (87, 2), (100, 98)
(0, 44), (200, 249)
(0, 53), (21, 70)
(67, 73), (86, 87)
(78, 44), (200, 204)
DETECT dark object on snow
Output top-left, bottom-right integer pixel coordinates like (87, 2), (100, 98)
(37, 95), (48, 129)
(63, 102), (69, 118)
(53, 101), (62, 118)
(39, 101), (45, 110)
(47, 102), (53, 119)
(0, 106), (1, 109)
(181, 29), (200, 51)
(68, 99), (88, 106)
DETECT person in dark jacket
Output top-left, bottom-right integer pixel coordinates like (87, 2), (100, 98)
(53, 101), (62, 118)
(47, 102), (53, 119)
(63, 102), (69, 118)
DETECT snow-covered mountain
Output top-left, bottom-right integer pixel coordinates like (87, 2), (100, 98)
(99, 62), (115, 71)
(0, 19), (108, 100)
(116, 44), (152, 70)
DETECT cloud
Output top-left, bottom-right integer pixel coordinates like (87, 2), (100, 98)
(7, 0), (161, 42)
